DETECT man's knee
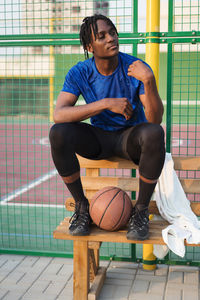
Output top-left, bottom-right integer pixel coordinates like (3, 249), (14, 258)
(142, 124), (165, 150)
(128, 123), (165, 153)
(145, 123), (164, 142)
(49, 122), (75, 149)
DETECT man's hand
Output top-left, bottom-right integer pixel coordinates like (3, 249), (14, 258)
(127, 60), (153, 83)
(106, 97), (133, 120)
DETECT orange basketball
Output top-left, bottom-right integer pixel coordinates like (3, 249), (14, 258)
(89, 186), (132, 231)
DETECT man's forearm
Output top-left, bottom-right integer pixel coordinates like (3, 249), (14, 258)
(142, 77), (164, 124)
(53, 97), (134, 123)
(53, 100), (107, 123)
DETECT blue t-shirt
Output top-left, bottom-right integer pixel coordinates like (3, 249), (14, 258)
(62, 52), (149, 131)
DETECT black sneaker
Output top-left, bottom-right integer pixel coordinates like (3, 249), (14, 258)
(68, 201), (81, 232)
(69, 211), (79, 232)
(126, 206), (149, 240)
(69, 211), (91, 236)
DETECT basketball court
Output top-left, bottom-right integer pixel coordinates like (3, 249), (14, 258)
(0, 0), (200, 271)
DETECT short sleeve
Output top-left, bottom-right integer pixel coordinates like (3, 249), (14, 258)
(61, 67), (81, 97)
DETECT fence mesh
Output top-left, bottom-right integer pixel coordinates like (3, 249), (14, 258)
(0, 0), (200, 264)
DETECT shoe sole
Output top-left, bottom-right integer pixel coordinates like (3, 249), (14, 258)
(126, 232), (149, 241)
(69, 229), (90, 236)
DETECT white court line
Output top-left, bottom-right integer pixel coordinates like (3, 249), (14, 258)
(0, 202), (65, 208)
(162, 100), (200, 105)
(0, 169), (58, 204)
(78, 99), (200, 106)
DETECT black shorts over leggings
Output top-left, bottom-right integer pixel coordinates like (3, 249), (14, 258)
(49, 122), (165, 180)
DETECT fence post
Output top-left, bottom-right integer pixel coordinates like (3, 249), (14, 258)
(143, 0), (160, 271)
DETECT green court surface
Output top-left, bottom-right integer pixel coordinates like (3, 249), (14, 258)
(0, 204), (134, 260)
(0, 205), (70, 254)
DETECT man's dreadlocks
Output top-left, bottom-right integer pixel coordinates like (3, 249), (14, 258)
(79, 14), (118, 59)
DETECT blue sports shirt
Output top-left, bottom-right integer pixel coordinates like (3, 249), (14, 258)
(62, 52), (149, 131)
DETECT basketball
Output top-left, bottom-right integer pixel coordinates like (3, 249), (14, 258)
(89, 186), (132, 231)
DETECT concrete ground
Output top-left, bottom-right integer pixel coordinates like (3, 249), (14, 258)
(0, 254), (199, 300)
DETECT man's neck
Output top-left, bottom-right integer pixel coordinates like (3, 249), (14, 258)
(94, 55), (119, 76)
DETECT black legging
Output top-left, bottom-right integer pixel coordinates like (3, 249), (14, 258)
(49, 122), (165, 180)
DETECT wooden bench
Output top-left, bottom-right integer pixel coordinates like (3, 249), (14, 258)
(53, 155), (200, 300)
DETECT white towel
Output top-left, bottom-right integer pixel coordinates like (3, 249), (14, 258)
(153, 153), (200, 258)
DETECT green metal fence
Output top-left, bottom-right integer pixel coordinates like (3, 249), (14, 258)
(0, 0), (200, 265)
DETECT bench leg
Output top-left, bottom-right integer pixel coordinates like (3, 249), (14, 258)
(89, 249), (98, 281)
(88, 242), (101, 282)
(73, 240), (89, 300)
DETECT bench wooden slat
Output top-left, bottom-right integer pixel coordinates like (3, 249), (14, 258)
(54, 217), (168, 244)
(78, 155), (200, 171)
(65, 198), (159, 213)
(78, 155), (137, 169)
(53, 217), (200, 247)
(81, 177), (200, 194)
(187, 202), (200, 216)
(82, 176), (139, 192)
(173, 156), (200, 171)
(65, 198), (200, 216)
(180, 178), (200, 194)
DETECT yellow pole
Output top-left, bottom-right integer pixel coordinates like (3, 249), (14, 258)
(143, 0), (160, 271)
(49, 18), (54, 123)
(145, 0), (160, 85)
